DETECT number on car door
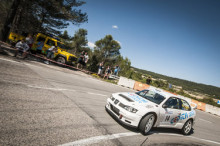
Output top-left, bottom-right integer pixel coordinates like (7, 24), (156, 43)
(160, 97), (182, 126)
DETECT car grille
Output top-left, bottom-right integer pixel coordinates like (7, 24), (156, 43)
(119, 102), (126, 108)
(110, 103), (120, 116)
(114, 99), (119, 105)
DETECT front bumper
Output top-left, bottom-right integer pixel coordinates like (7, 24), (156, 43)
(106, 98), (142, 128)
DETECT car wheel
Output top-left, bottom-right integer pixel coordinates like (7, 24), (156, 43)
(182, 119), (192, 135)
(139, 114), (155, 135)
(57, 56), (66, 64)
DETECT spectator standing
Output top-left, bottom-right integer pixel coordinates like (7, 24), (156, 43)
(98, 62), (104, 76)
(114, 65), (120, 76)
(25, 34), (34, 49)
(44, 46), (57, 64)
(84, 52), (89, 67)
(146, 77), (152, 85)
(14, 39), (29, 58)
(77, 51), (85, 69)
(36, 40), (44, 54)
(103, 66), (112, 80)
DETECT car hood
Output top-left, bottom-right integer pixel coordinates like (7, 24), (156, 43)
(58, 50), (77, 57)
(113, 92), (156, 106)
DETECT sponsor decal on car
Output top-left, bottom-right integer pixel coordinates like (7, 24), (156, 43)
(170, 116), (180, 124)
(127, 93), (148, 103)
(170, 111), (195, 124)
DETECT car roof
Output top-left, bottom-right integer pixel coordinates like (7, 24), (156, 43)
(148, 88), (178, 99)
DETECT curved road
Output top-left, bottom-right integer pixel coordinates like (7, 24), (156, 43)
(0, 54), (220, 146)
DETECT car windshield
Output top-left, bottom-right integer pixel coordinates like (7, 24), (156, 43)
(135, 90), (165, 105)
(57, 42), (66, 49)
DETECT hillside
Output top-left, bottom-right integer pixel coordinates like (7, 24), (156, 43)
(133, 67), (220, 100)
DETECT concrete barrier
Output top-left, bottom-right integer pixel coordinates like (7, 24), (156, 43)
(205, 104), (220, 116)
(118, 76), (135, 89)
(133, 81), (150, 91)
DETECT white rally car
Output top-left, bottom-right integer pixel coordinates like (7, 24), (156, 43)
(106, 89), (196, 135)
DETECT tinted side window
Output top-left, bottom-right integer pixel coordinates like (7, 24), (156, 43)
(46, 39), (55, 46)
(164, 97), (181, 109)
(180, 99), (191, 111)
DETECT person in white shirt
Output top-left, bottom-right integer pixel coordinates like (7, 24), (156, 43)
(14, 39), (29, 58)
(84, 52), (89, 63)
(44, 46), (57, 64)
(82, 52), (89, 69)
(25, 34), (34, 48)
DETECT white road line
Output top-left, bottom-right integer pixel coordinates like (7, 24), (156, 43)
(60, 132), (220, 146)
(87, 92), (107, 97)
(27, 85), (76, 92)
(187, 136), (220, 145)
(157, 133), (220, 145)
(59, 132), (140, 146)
(0, 80), (29, 85)
(0, 79), (76, 92)
(1, 79), (108, 96)
(0, 57), (21, 64)
(198, 118), (212, 123)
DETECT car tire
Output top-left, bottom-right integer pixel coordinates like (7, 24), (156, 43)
(56, 56), (66, 64)
(139, 114), (155, 135)
(182, 119), (192, 135)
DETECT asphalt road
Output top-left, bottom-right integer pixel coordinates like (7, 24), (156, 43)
(0, 54), (220, 146)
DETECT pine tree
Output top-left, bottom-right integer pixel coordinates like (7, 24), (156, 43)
(95, 35), (121, 64)
(72, 28), (88, 54)
(0, 0), (88, 41)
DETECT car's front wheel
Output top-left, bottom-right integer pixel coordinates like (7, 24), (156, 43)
(182, 119), (193, 135)
(139, 114), (155, 135)
(56, 56), (66, 64)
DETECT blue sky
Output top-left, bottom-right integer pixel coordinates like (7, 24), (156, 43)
(66, 0), (220, 87)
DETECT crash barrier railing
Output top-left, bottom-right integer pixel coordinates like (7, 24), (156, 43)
(133, 81), (150, 91)
(191, 99), (206, 111)
(0, 41), (123, 80)
(205, 104), (220, 116)
(118, 76), (220, 117)
(109, 74), (120, 80)
(0, 41), (93, 75)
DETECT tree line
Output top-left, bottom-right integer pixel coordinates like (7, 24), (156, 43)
(0, 0), (87, 41)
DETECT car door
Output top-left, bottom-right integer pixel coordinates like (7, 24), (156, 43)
(43, 39), (56, 54)
(159, 97), (182, 127)
(178, 99), (194, 125)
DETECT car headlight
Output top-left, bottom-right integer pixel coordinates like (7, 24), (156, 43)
(124, 105), (138, 113)
(109, 95), (115, 101)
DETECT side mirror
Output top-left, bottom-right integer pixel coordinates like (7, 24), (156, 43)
(162, 104), (168, 108)
(191, 102), (197, 110)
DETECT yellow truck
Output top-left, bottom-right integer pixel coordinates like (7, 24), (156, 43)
(8, 32), (26, 45)
(8, 32), (77, 65)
